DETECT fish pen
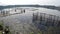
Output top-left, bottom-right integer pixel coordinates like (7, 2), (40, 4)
(0, 9), (25, 17)
(32, 12), (60, 34)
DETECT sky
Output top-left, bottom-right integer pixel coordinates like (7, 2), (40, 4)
(0, 0), (60, 6)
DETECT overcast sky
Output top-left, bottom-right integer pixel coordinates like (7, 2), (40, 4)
(0, 0), (60, 6)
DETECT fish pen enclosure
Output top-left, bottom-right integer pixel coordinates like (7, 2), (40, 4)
(32, 12), (60, 34)
(0, 9), (25, 17)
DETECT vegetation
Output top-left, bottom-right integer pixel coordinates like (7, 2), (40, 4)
(0, 21), (10, 34)
(0, 5), (60, 11)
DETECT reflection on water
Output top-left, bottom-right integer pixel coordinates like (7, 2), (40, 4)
(33, 12), (60, 34)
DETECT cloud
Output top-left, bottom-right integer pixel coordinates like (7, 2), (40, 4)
(0, 0), (60, 6)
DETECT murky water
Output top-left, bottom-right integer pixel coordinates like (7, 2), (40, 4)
(0, 7), (60, 34)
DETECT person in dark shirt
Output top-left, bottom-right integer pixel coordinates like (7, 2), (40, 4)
(24, 9), (25, 13)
